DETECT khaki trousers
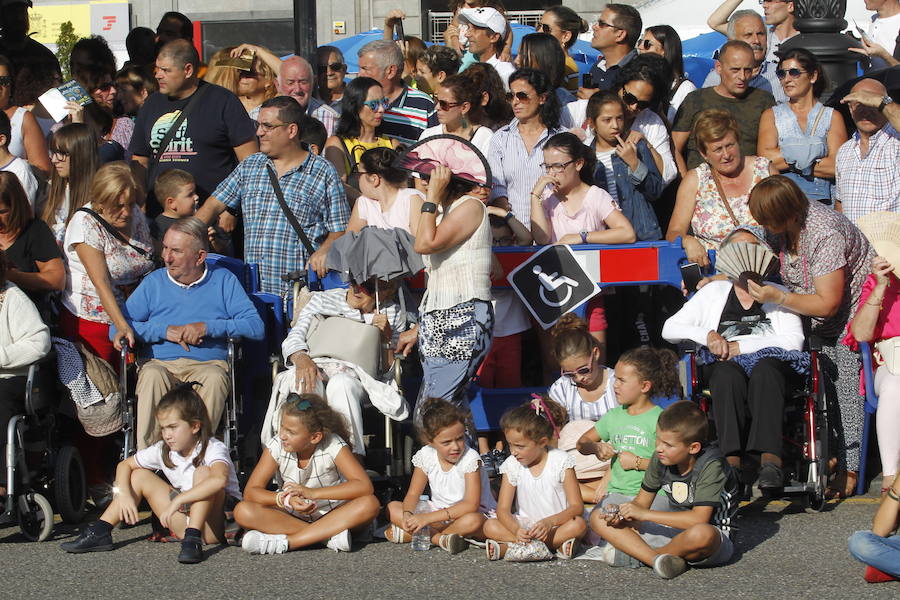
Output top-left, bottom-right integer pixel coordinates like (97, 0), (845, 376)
(135, 358), (230, 450)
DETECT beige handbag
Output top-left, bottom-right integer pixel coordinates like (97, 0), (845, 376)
(75, 344), (124, 437)
(875, 337), (900, 376)
(306, 315), (383, 378)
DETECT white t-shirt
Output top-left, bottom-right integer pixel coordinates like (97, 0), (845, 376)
(499, 448), (575, 522)
(668, 79), (697, 124)
(266, 433), (347, 517)
(419, 124), (494, 158)
(594, 151), (619, 202)
(492, 289), (531, 337)
(134, 437), (241, 500)
(547, 367), (618, 423)
(485, 54), (516, 90)
(411, 445), (497, 514)
(0, 156), (37, 209)
(631, 109), (678, 185)
(870, 12), (900, 54)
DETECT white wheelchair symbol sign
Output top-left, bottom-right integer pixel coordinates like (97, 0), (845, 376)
(532, 265), (580, 307)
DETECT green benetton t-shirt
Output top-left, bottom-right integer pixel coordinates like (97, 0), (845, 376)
(594, 404), (663, 496)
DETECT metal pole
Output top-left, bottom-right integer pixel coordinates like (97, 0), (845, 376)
(293, 0), (317, 59)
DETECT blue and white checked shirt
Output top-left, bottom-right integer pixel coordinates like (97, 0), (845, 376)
(834, 123), (900, 224)
(213, 152), (349, 295)
(488, 120), (566, 224)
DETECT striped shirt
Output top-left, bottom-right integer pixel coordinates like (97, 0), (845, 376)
(308, 97), (339, 137)
(547, 369), (618, 422)
(378, 86), (438, 146)
(213, 152), (349, 296)
(488, 119), (566, 223)
(834, 123), (900, 224)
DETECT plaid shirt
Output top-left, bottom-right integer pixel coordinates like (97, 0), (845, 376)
(834, 123), (900, 224)
(308, 97), (338, 137)
(213, 152), (349, 295)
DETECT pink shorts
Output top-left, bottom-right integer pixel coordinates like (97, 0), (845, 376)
(587, 296), (607, 332)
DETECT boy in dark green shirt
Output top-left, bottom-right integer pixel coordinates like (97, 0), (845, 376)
(593, 401), (739, 579)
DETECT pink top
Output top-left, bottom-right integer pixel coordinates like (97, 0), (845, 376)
(355, 187), (423, 233)
(543, 185), (619, 243)
(842, 274), (900, 392)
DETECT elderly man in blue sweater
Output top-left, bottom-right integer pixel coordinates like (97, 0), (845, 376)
(115, 217), (264, 449)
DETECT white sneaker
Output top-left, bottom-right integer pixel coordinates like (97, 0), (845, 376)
(326, 529), (351, 552)
(653, 553), (687, 579)
(241, 530), (289, 555)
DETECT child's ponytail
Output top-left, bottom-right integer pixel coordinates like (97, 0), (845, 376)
(417, 397), (471, 445)
(499, 396), (568, 443)
(282, 393), (352, 445)
(618, 346), (683, 401)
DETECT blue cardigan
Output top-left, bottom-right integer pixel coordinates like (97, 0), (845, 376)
(112, 265), (264, 362)
(591, 138), (664, 241)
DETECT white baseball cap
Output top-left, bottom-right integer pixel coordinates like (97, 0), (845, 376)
(458, 7), (508, 36)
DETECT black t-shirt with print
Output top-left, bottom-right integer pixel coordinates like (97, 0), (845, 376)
(717, 287), (770, 338)
(129, 81), (256, 201)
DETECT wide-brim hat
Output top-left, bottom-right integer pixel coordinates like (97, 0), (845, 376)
(856, 211), (900, 273)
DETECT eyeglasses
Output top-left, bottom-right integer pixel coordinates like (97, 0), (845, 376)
(0, 76), (11, 87)
(322, 62), (345, 72)
(508, 91), (533, 102)
(258, 121), (290, 132)
(50, 150), (69, 160)
(561, 362), (594, 379)
(621, 90), (652, 110)
(597, 19), (623, 30)
(541, 159), (575, 173)
(775, 68), (808, 79)
(362, 97), (391, 111)
(436, 99), (463, 111)
(285, 393), (312, 411)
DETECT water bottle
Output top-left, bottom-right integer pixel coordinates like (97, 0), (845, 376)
(411, 495), (432, 551)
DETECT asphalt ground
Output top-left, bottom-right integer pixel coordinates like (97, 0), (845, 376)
(0, 494), (895, 600)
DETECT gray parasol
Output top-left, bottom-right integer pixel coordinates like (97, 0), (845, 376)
(326, 226), (424, 285)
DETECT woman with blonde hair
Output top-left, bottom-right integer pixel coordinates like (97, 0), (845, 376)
(666, 109), (777, 267)
(205, 46), (278, 121)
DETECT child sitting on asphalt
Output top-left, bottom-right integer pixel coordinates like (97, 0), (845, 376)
(61, 384), (242, 564)
(386, 397), (496, 553)
(591, 400), (739, 579)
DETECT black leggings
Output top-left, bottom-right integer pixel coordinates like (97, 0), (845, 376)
(0, 376), (27, 487)
(702, 358), (798, 458)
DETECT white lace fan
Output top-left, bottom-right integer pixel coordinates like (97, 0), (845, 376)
(856, 211), (900, 269)
(715, 242), (778, 286)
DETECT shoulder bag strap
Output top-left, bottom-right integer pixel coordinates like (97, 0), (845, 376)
(265, 165), (315, 255)
(807, 103), (827, 137)
(147, 84), (210, 176)
(708, 167), (741, 227)
(75, 207), (150, 258)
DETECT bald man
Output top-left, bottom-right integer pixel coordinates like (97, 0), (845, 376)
(834, 79), (899, 222)
(232, 45), (338, 136)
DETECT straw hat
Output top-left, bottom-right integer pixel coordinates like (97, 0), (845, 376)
(856, 211), (900, 272)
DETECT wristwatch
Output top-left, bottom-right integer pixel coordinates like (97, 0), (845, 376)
(420, 202), (437, 214)
(580, 231), (589, 244)
(503, 211), (515, 222)
(879, 95), (894, 112)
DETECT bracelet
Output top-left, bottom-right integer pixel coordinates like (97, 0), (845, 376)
(888, 488), (900, 502)
(402, 509), (413, 516)
(530, 192), (542, 199)
(503, 211), (514, 222)
(445, 508), (452, 521)
(866, 299), (884, 309)
(274, 491), (284, 508)
(777, 290), (788, 306)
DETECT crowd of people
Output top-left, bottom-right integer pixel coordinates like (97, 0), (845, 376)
(0, 0), (899, 582)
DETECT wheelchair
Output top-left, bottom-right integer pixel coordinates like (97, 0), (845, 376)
(683, 339), (830, 510)
(1, 353), (87, 541)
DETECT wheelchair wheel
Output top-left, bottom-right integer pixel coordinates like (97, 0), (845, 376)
(18, 492), (54, 542)
(807, 363), (830, 512)
(53, 445), (86, 524)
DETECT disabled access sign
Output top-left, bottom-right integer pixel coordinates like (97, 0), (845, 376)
(507, 244), (600, 329)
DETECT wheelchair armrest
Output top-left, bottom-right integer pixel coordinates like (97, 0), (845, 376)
(678, 341), (700, 354)
(807, 335), (823, 353)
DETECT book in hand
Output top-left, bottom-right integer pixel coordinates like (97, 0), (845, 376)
(38, 80), (94, 122)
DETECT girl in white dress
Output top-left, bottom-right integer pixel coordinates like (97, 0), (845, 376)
(484, 399), (587, 561)
(236, 394), (380, 555)
(386, 398), (496, 553)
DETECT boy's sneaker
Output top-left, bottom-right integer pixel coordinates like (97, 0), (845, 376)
(480, 452), (497, 478)
(600, 543), (641, 568)
(653, 553), (687, 579)
(177, 533), (204, 564)
(241, 530), (288, 555)
(326, 529), (351, 552)
(60, 521), (114, 553)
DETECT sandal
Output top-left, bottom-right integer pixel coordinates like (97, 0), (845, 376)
(558, 537), (579, 560)
(385, 524), (411, 544)
(438, 533), (468, 555)
(825, 470), (858, 499)
(486, 539), (503, 561)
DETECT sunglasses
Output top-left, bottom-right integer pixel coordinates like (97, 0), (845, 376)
(639, 39), (656, 50)
(561, 363), (594, 379)
(539, 23), (553, 34)
(323, 62), (345, 72)
(775, 68), (808, 79)
(258, 121), (289, 132)
(285, 393), (312, 411)
(362, 97), (391, 111)
(507, 91), (533, 102)
(597, 19), (623, 30)
(621, 91), (652, 110)
(436, 99), (463, 111)
(0, 76), (11, 87)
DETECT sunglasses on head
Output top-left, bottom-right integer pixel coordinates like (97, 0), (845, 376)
(0, 76), (11, 86)
(775, 68), (807, 79)
(285, 393), (312, 411)
(362, 97), (391, 111)
(621, 91), (651, 110)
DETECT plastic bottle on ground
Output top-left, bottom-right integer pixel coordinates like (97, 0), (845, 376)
(411, 495), (432, 551)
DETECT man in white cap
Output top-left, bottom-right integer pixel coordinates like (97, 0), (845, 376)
(460, 6), (515, 88)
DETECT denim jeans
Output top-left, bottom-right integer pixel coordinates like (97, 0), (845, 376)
(848, 530), (900, 576)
